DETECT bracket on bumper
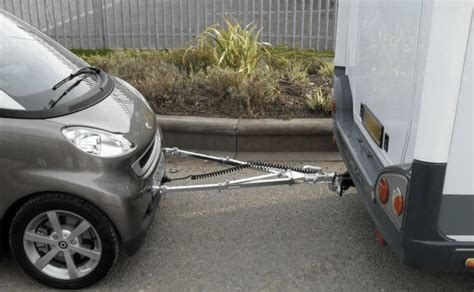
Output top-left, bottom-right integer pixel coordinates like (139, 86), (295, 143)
(151, 147), (350, 195)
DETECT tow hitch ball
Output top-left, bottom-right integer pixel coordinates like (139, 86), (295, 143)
(152, 147), (354, 196)
(330, 171), (355, 197)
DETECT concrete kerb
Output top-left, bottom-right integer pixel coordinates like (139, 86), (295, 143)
(157, 115), (338, 156)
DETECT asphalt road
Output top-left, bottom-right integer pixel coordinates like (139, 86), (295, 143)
(0, 156), (472, 290)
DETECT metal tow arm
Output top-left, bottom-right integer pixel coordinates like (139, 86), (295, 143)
(152, 147), (347, 195)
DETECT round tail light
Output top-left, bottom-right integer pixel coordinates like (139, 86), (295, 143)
(378, 177), (389, 204)
(393, 194), (404, 216)
(466, 258), (474, 269)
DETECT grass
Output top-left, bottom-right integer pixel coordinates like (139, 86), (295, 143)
(268, 47), (334, 61)
(73, 22), (334, 119)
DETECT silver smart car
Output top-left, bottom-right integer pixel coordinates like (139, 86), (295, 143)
(0, 11), (165, 289)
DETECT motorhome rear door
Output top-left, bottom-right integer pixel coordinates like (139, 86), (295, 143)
(347, 0), (424, 165)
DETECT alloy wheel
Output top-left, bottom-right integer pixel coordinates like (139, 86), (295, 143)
(22, 210), (102, 280)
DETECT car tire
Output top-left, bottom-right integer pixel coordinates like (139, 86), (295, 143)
(9, 193), (120, 289)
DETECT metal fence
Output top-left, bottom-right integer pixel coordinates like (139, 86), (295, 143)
(0, 0), (337, 50)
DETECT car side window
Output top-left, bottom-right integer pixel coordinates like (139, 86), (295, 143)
(0, 90), (25, 110)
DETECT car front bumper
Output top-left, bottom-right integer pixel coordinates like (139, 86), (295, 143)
(120, 149), (166, 255)
(81, 131), (166, 256)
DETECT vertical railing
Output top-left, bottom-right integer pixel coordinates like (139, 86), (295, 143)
(0, 0), (338, 51)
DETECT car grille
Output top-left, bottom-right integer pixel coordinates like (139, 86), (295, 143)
(139, 140), (155, 168)
(132, 132), (161, 177)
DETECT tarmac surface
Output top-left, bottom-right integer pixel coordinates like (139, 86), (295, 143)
(0, 156), (472, 290)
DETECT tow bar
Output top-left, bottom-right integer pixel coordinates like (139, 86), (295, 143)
(151, 147), (353, 196)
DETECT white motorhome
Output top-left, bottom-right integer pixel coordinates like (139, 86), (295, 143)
(333, 0), (473, 271)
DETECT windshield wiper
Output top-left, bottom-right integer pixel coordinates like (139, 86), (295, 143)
(46, 76), (87, 109)
(52, 66), (101, 91)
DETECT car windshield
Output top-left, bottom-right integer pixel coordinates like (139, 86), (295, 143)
(0, 13), (96, 111)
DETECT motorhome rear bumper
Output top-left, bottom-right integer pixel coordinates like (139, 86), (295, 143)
(334, 124), (474, 272)
(333, 67), (474, 272)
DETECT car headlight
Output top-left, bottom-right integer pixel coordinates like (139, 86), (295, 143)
(62, 127), (135, 158)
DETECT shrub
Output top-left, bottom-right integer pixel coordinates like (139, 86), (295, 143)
(283, 63), (309, 83)
(305, 86), (332, 112)
(154, 49), (188, 70)
(132, 64), (185, 109)
(306, 58), (324, 75)
(187, 67), (277, 117)
(318, 60), (335, 80)
(239, 69), (278, 116)
(76, 45), (334, 118)
(193, 67), (244, 100)
(84, 50), (186, 111)
(265, 53), (290, 71)
(84, 50), (162, 81)
(277, 63), (311, 98)
(195, 17), (270, 75)
(158, 48), (215, 73)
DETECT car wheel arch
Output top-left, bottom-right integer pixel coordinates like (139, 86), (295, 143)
(0, 191), (122, 251)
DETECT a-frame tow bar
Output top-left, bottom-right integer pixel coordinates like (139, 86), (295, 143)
(151, 148), (354, 196)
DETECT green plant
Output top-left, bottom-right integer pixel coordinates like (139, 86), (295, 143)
(195, 17), (270, 75)
(84, 50), (162, 81)
(196, 67), (244, 99)
(188, 67), (277, 117)
(284, 63), (309, 82)
(132, 63), (185, 105)
(264, 53), (290, 71)
(239, 69), (278, 116)
(306, 58), (324, 75)
(306, 86), (332, 112)
(83, 50), (186, 111)
(159, 48), (215, 73)
(318, 61), (334, 80)
(276, 63), (311, 98)
(74, 48), (335, 119)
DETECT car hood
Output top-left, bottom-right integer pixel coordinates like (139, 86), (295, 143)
(48, 77), (157, 151)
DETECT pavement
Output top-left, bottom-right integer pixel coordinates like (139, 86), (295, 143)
(158, 115), (337, 153)
(0, 155), (472, 291)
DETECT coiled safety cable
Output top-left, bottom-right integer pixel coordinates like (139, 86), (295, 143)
(168, 161), (321, 182)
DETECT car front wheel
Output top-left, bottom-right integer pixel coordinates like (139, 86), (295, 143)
(9, 193), (120, 289)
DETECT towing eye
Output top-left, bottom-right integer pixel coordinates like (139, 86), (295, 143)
(151, 147), (353, 196)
